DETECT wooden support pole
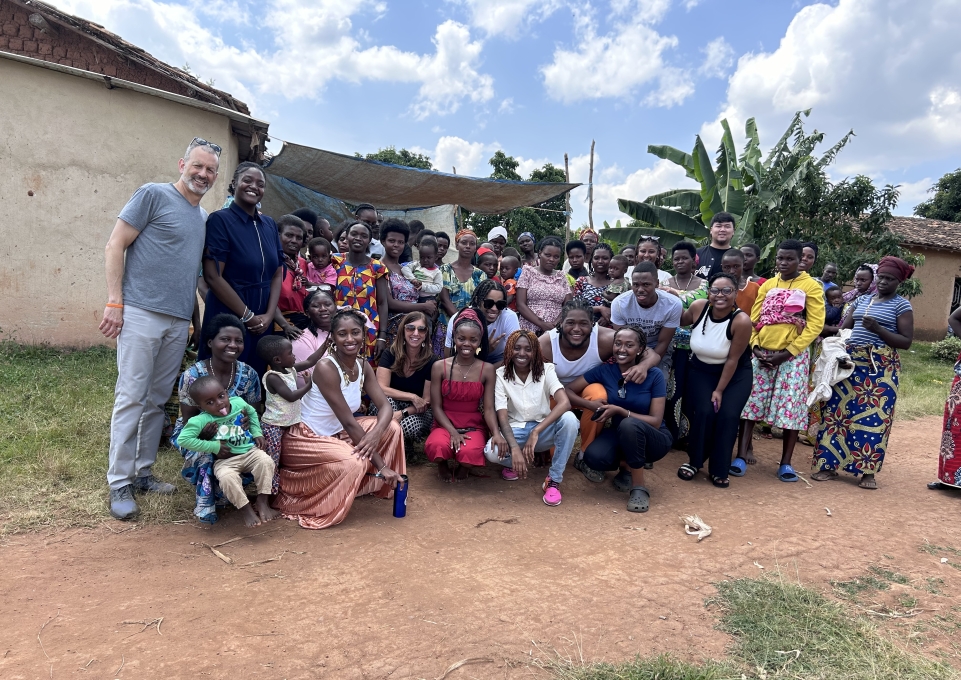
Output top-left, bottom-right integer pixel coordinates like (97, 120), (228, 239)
(588, 140), (595, 232)
(564, 153), (571, 247)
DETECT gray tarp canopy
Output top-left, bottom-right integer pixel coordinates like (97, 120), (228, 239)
(263, 142), (579, 215)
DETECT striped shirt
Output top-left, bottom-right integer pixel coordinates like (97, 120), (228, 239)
(848, 294), (912, 347)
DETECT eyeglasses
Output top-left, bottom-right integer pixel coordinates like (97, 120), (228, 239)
(617, 378), (627, 399)
(190, 137), (222, 155)
(709, 286), (736, 295)
(405, 324), (428, 333)
(482, 299), (508, 310)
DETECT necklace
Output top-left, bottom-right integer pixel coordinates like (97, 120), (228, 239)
(672, 273), (695, 291)
(738, 277), (748, 291)
(331, 350), (358, 387)
(452, 359), (474, 380)
(208, 358), (235, 389)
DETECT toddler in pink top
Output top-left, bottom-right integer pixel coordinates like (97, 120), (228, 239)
(306, 237), (336, 288)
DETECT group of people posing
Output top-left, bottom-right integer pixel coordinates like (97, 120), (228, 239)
(101, 137), (925, 531)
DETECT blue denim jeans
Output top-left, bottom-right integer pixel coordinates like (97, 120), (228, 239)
(485, 412), (579, 482)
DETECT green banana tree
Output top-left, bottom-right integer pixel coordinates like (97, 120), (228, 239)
(602, 110), (854, 251)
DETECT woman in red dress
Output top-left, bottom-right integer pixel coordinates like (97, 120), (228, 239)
(425, 309), (506, 482)
(932, 306), (961, 490)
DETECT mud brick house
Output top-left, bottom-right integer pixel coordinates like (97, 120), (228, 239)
(1, 0), (268, 345)
(892, 215), (961, 341)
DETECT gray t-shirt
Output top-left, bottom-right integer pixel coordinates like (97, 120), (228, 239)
(117, 183), (207, 320)
(610, 288), (682, 348)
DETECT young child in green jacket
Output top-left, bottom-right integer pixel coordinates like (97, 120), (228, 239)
(177, 375), (281, 527)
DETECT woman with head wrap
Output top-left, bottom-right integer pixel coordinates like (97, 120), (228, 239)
(517, 231), (539, 269)
(487, 225), (509, 259)
(436, 228), (487, 355)
(812, 256), (915, 490)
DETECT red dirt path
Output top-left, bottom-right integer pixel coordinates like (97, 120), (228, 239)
(2, 416), (960, 679)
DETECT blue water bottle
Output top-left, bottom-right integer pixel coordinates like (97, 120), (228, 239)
(393, 475), (409, 518)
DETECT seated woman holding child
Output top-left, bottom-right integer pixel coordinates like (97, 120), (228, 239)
(274, 308), (406, 529)
(171, 313), (261, 525)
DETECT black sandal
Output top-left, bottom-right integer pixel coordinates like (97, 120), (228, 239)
(677, 463), (697, 481)
(710, 475), (729, 488)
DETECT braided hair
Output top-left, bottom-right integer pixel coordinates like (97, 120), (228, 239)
(443, 309), (487, 395)
(320, 307), (369, 360)
(502, 330), (544, 384)
(554, 297), (595, 331)
(302, 288), (336, 338)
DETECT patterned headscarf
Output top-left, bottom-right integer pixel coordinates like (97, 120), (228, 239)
(455, 228), (477, 243)
(518, 231), (535, 242)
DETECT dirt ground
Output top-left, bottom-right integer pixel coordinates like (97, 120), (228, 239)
(2, 416), (960, 680)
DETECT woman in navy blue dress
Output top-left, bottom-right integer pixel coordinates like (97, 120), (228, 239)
(201, 162), (284, 377)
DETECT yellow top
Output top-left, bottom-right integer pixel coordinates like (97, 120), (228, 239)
(749, 272), (825, 356)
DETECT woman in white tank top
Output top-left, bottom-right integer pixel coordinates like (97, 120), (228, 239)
(274, 309), (406, 529)
(676, 273), (754, 488)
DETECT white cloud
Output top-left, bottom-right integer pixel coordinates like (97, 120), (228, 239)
(892, 177), (934, 216)
(431, 136), (498, 175)
(452, 0), (563, 38)
(498, 97), (515, 114)
(53, 0), (493, 118)
(701, 0), (961, 180)
(699, 37), (734, 78)
(540, 0), (692, 106)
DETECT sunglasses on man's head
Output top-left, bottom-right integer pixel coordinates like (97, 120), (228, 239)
(191, 137), (222, 155)
(482, 299), (508, 310)
(405, 324), (428, 333)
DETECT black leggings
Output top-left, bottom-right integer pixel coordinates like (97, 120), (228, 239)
(684, 356), (753, 479)
(583, 418), (673, 472)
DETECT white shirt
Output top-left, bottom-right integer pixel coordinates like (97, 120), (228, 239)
(626, 265), (671, 285)
(368, 238), (385, 258)
(495, 363), (564, 428)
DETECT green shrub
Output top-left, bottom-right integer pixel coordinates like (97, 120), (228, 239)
(932, 335), (961, 362)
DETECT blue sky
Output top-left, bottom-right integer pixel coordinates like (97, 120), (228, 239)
(55, 0), (961, 228)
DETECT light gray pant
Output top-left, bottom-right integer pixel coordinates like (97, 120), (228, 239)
(107, 306), (189, 490)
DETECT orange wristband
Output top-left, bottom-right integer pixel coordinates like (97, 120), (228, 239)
(105, 303), (124, 309)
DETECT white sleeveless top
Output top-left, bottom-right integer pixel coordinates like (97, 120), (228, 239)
(690, 306), (739, 365)
(549, 327), (603, 385)
(301, 358), (364, 436)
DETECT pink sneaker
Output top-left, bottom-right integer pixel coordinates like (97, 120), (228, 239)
(501, 468), (519, 481)
(542, 477), (562, 506)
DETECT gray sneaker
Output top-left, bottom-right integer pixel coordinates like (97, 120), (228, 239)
(109, 485), (139, 520)
(133, 475), (176, 495)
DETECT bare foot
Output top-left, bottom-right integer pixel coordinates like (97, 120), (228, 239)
(454, 465), (469, 482)
(239, 504), (262, 527)
(437, 460), (453, 483)
(256, 495), (281, 522)
(743, 447), (757, 465)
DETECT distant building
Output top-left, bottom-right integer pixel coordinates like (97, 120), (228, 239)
(1, 0), (268, 345)
(892, 215), (961, 341)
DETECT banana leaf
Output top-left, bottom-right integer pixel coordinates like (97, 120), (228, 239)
(643, 189), (701, 212)
(647, 144), (697, 180)
(617, 198), (707, 236)
(599, 225), (693, 250)
(692, 136), (723, 223)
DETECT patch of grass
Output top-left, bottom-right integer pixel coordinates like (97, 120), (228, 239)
(899, 342), (953, 420)
(559, 577), (952, 680)
(0, 342), (193, 533)
(832, 574), (890, 600)
(549, 655), (736, 680)
(870, 565), (910, 585)
(922, 577), (945, 595)
(711, 578), (952, 680)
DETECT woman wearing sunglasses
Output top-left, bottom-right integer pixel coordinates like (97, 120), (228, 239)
(445, 279), (519, 367)
(564, 325), (672, 513)
(370, 311), (438, 446)
(677, 273), (753, 488)
(630, 236), (671, 286)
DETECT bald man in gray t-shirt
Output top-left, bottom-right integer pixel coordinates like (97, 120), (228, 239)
(100, 140), (221, 520)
